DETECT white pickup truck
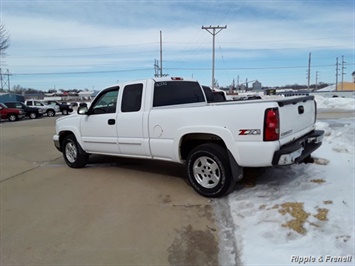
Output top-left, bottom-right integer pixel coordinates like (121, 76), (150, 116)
(25, 99), (60, 117)
(53, 77), (324, 197)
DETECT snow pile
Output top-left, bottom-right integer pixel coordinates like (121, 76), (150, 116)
(317, 85), (337, 92)
(225, 118), (354, 265)
(315, 95), (355, 111)
(215, 96), (354, 265)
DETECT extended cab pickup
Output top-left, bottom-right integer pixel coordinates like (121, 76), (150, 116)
(0, 102), (25, 121)
(25, 100), (59, 117)
(53, 77), (324, 197)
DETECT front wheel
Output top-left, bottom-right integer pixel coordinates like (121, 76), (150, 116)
(29, 112), (37, 119)
(62, 109), (68, 115)
(8, 114), (17, 122)
(186, 143), (237, 198)
(63, 135), (88, 168)
(47, 109), (55, 117)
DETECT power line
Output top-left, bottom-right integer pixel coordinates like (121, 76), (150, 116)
(9, 42), (160, 52)
(13, 68), (152, 76)
(12, 62), (349, 76)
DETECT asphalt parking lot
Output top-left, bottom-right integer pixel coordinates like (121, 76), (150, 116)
(0, 116), (219, 265)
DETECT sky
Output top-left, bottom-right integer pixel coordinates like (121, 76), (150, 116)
(0, 0), (354, 91)
(217, 96), (354, 265)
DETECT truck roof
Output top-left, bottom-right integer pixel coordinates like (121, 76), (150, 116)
(104, 77), (198, 90)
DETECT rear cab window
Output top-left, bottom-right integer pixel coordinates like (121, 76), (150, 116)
(153, 81), (205, 107)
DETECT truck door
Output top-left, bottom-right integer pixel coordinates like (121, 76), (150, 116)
(116, 83), (150, 157)
(80, 87), (120, 154)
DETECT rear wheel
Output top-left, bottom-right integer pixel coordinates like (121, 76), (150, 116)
(62, 109), (68, 115)
(63, 135), (88, 168)
(186, 143), (237, 198)
(8, 114), (17, 122)
(29, 112), (37, 119)
(47, 109), (55, 117)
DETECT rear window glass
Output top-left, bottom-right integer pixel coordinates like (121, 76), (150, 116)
(153, 81), (205, 107)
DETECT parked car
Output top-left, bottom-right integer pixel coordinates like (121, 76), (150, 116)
(0, 102), (25, 122)
(24, 100), (59, 117)
(4, 101), (45, 119)
(43, 100), (73, 115)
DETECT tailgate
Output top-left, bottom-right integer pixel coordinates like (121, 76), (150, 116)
(277, 96), (316, 145)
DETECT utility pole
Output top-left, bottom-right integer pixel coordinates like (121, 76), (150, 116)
(202, 25), (227, 89)
(237, 75), (240, 91)
(307, 52), (311, 89)
(0, 68), (3, 90)
(160, 30), (163, 77)
(154, 31), (168, 78)
(315, 71), (319, 90)
(341, 55), (346, 91)
(154, 59), (160, 78)
(335, 57), (339, 90)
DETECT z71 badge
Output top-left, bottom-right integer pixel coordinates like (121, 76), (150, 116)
(239, 129), (261, 135)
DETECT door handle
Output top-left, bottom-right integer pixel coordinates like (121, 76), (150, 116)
(298, 106), (304, 114)
(108, 119), (116, 125)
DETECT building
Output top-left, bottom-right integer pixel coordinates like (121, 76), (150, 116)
(252, 80), (262, 91)
(0, 93), (25, 103)
(336, 71), (355, 91)
(336, 82), (355, 91)
(318, 71), (355, 92)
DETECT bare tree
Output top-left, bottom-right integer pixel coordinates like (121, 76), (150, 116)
(0, 23), (10, 60)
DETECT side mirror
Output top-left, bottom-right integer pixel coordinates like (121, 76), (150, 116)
(77, 106), (89, 115)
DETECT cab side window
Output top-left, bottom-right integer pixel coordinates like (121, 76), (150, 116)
(91, 88), (119, 115)
(121, 84), (143, 112)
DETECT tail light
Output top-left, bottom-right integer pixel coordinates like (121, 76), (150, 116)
(264, 108), (279, 141)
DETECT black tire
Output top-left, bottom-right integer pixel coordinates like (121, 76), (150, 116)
(29, 112), (37, 119)
(186, 143), (237, 198)
(62, 109), (68, 115)
(62, 135), (89, 168)
(47, 109), (55, 117)
(8, 114), (17, 122)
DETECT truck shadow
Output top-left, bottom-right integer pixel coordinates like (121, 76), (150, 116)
(87, 154), (187, 180)
(85, 155), (316, 195)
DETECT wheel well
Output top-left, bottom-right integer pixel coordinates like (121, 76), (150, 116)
(180, 133), (226, 161)
(59, 131), (75, 150)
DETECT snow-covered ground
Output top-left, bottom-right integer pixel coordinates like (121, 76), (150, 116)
(219, 96), (355, 265)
